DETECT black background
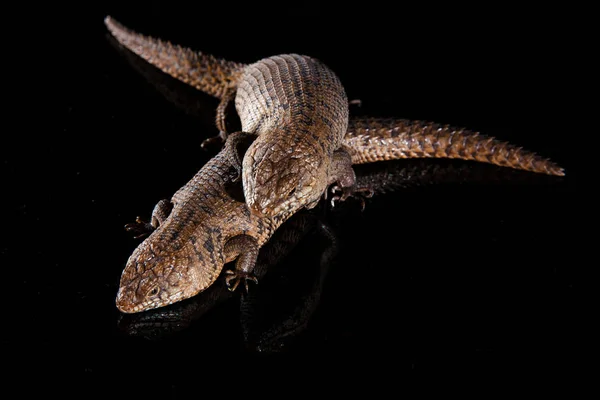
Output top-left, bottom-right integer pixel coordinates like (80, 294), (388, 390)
(3, 1), (583, 391)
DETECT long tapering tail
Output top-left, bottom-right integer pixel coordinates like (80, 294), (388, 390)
(104, 16), (246, 99)
(344, 118), (565, 176)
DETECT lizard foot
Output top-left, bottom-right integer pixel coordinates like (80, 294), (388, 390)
(328, 185), (374, 211)
(124, 216), (155, 239)
(200, 131), (227, 151)
(224, 270), (259, 293)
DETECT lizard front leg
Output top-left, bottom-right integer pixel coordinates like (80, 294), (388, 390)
(125, 199), (173, 239)
(325, 148), (374, 210)
(223, 235), (260, 292)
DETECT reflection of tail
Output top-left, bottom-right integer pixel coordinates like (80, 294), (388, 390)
(353, 159), (556, 198)
(104, 16), (245, 99)
(345, 118), (565, 176)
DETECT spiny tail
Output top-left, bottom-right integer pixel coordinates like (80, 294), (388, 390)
(344, 118), (565, 176)
(104, 16), (245, 98)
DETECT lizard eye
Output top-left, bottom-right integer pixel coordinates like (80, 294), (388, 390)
(148, 287), (159, 297)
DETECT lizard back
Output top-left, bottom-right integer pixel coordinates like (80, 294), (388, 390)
(236, 54), (350, 216)
(104, 17), (351, 218)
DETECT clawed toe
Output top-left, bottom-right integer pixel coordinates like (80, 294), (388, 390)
(328, 185), (374, 211)
(200, 134), (226, 150)
(124, 216), (154, 239)
(224, 270), (258, 293)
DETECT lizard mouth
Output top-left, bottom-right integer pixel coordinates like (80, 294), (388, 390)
(250, 200), (291, 218)
(116, 290), (184, 314)
(249, 185), (314, 217)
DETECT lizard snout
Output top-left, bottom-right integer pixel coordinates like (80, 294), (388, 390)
(247, 198), (275, 217)
(115, 287), (135, 313)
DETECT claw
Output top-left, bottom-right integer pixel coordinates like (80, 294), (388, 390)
(244, 276), (259, 293)
(225, 271), (240, 292)
(327, 185), (374, 210)
(200, 133), (226, 151)
(359, 198), (366, 212)
(330, 195), (340, 208)
(224, 269), (258, 293)
(124, 216), (154, 239)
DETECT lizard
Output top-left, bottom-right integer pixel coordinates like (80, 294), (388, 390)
(117, 210), (335, 342)
(104, 16), (564, 222)
(116, 117), (564, 313)
(117, 154), (549, 344)
(104, 16), (355, 220)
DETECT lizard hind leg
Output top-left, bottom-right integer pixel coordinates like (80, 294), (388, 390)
(223, 235), (260, 293)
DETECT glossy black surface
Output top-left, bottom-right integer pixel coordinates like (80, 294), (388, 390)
(4, 1), (580, 389)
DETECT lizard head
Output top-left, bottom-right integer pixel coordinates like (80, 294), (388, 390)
(242, 135), (328, 217)
(116, 238), (222, 313)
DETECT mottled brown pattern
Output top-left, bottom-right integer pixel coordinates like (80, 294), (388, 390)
(238, 54), (349, 217)
(105, 16), (244, 98)
(105, 17), (351, 221)
(107, 17), (565, 313)
(117, 117), (563, 313)
(345, 118), (564, 176)
(116, 134), (293, 313)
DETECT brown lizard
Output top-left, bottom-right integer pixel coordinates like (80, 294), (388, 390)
(105, 16), (354, 220)
(116, 117), (563, 313)
(118, 157), (543, 347)
(118, 210), (334, 342)
(105, 16), (563, 222)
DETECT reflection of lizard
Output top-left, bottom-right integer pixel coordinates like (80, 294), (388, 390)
(105, 16), (563, 222)
(116, 118), (563, 313)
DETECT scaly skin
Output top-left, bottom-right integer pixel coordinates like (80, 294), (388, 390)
(118, 158), (540, 346)
(104, 16), (244, 98)
(106, 15), (564, 236)
(117, 117), (563, 313)
(237, 55), (349, 216)
(344, 118), (564, 175)
(116, 133), (294, 313)
(118, 212), (327, 341)
(105, 16), (351, 220)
